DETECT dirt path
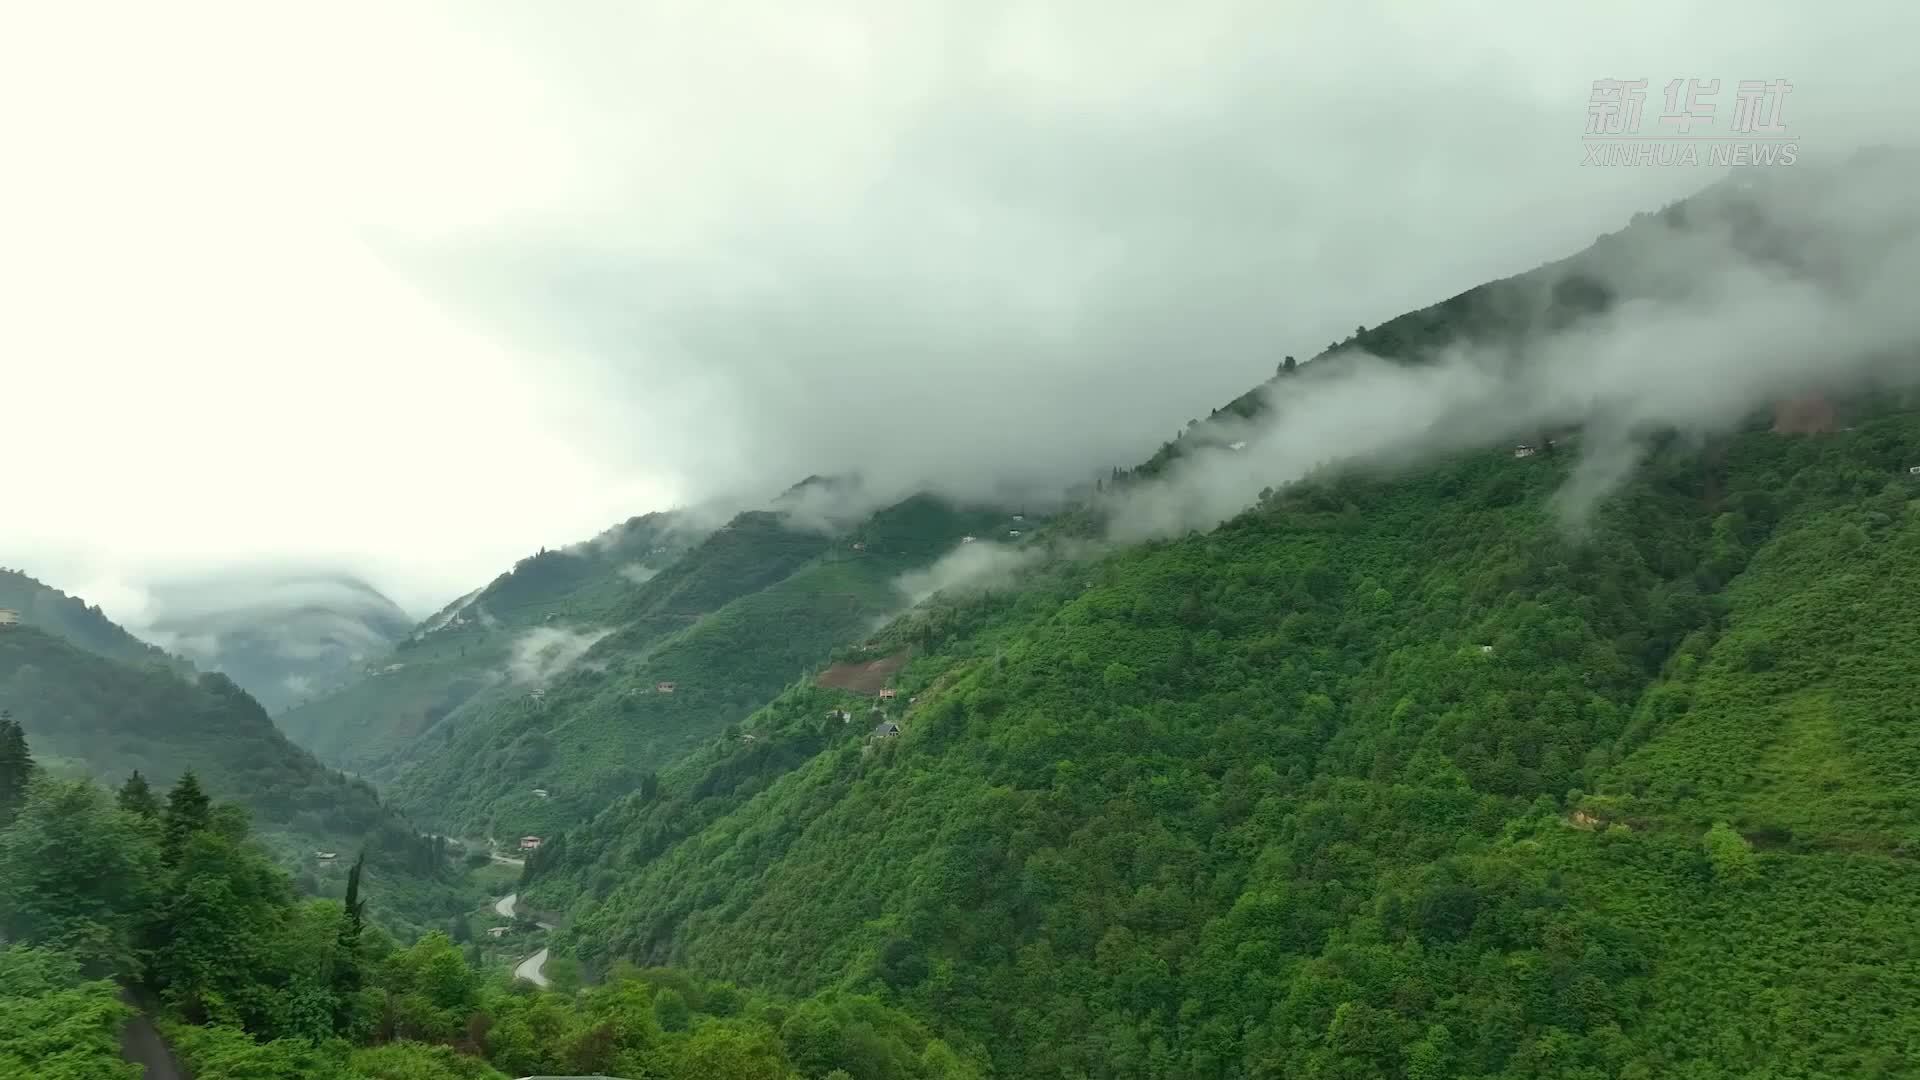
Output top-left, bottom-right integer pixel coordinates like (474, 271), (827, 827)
(118, 990), (190, 1080)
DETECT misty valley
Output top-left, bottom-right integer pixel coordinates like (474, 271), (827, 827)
(4, 20), (1920, 1080)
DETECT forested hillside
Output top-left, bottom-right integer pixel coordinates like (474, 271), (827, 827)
(387, 496), (1024, 839)
(0, 625), (469, 936)
(276, 510), (703, 773)
(0, 740), (988, 1079)
(517, 411), (1920, 1078)
(0, 569), (187, 675)
(13, 158), (1912, 1078)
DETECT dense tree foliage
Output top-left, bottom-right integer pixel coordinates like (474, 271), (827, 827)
(277, 511), (704, 773)
(520, 414), (1920, 1078)
(380, 497), (1019, 839)
(0, 741), (988, 1079)
(0, 626), (468, 936)
(0, 946), (137, 1080)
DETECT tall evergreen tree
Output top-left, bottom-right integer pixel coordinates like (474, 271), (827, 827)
(341, 850), (366, 938)
(332, 850), (368, 1034)
(160, 770), (211, 865)
(116, 770), (159, 818)
(0, 712), (35, 825)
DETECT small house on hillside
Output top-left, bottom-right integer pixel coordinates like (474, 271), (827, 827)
(877, 689), (898, 700)
(1512, 445), (1537, 459)
(1909, 466), (1920, 477)
(314, 851), (337, 862)
(655, 681), (676, 694)
(870, 720), (902, 740)
(518, 836), (543, 851)
(961, 535), (976, 544)
(1008, 530), (1023, 538)
(0, 609), (17, 628)
(1229, 441), (1248, 452)
(739, 733), (757, 743)
(532, 788), (549, 799)
(486, 926), (510, 938)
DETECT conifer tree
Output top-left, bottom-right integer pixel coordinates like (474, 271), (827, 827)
(116, 770), (159, 818)
(0, 712), (35, 824)
(160, 770), (211, 865)
(332, 849), (368, 1034)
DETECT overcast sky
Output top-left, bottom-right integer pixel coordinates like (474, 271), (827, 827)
(2, 0), (1915, 622)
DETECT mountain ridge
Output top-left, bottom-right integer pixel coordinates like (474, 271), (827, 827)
(490, 160), (1920, 1078)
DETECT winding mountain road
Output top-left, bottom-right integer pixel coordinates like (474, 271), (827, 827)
(493, 892), (554, 987)
(513, 947), (551, 987)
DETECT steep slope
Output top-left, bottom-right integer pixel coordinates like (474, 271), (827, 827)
(276, 510), (703, 771)
(0, 569), (186, 674)
(138, 570), (413, 713)
(509, 155), (1920, 1077)
(387, 494), (1023, 838)
(524, 415), (1920, 1078)
(0, 624), (466, 935)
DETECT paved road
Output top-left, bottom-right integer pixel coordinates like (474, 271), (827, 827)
(514, 947), (551, 987)
(493, 893), (554, 987)
(118, 990), (190, 1080)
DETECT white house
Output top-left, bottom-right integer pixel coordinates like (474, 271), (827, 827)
(0, 609), (18, 628)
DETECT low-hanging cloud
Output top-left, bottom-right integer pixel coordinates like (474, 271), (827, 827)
(8, 0), (1920, 631)
(130, 569), (415, 711)
(893, 539), (1051, 606)
(506, 624), (617, 686)
(1105, 156), (1920, 541)
(384, 2), (1920, 515)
